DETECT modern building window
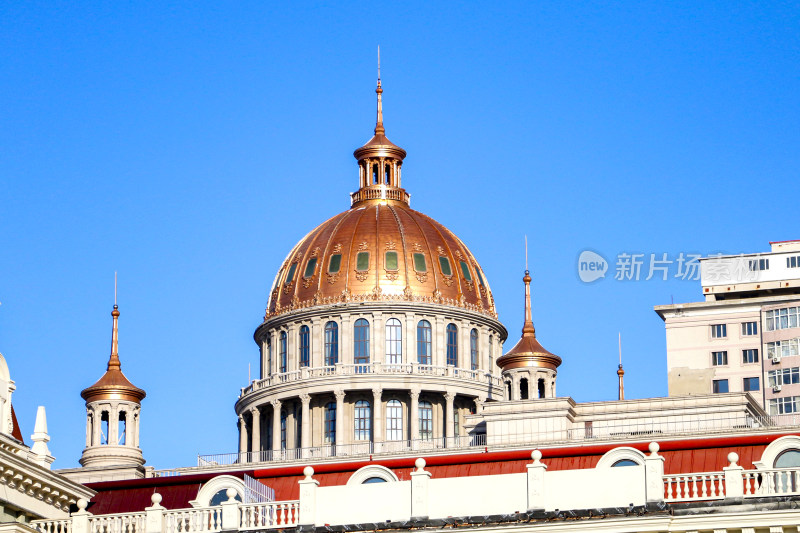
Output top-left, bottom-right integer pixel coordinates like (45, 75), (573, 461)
(766, 307), (800, 331)
(385, 318), (402, 367)
(788, 256), (800, 269)
(354, 319), (370, 366)
(713, 379), (729, 393)
(324, 402), (336, 444)
(743, 349), (759, 364)
(767, 338), (800, 359)
(711, 324), (727, 339)
(446, 323), (458, 366)
(769, 367), (800, 387)
(324, 321), (338, 366)
(386, 400), (403, 441)
(743, 377), (760, 392)
(712, 351), (728, 366)
(769, 396), (800, 415)
(749, 258), (770, 271)
(419, 401), (433, 441)
(299, 325), (310, 367)
(279, 331), (288, 373)
(354, 400), (371, 441)
(741, 321), (758, 336)
(470, 329), (479, 370)
(417, 320), (432, 365)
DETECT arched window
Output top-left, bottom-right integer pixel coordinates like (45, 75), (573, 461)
(775, 449), (800, 468)
(299, 325), (310, 367)
(354, 319), (370, 368)
(470, 329), (479, 370)
(101, 411), (109, 445)
(386, 318), (402, 367)
(386, 400), (403, 441)
(324, 321), (338, 366)
(446, 324), (458, 366)
(419, 401), (433, 441)
(324, 402), (336, 444)
(279, 331), (287, 373)
(417, 320), (432, 365)
(354, 400), (371, 441)
(118, 411), (126, 445)
(210, 489), (242, 506)
(612, 459), (639, 467)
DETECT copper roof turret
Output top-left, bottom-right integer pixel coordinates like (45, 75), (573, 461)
(496, 269), (562, 372)
(351, 49), (409, 207)
(81, 304), (146, 404)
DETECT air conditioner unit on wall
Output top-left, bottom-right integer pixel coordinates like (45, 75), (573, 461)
(773, 356), (782, 364)
(774, 385), (783, 393)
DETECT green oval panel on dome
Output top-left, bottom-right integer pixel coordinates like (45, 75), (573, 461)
(304, 258), (318, 278)
(356, 252), (370, 271)
(413, 253), (427, 272)
(439, 256), (452, 276)
(328, 254), (342, 273)
(385, 251), (398, 271)
(460, 261), (472, 281)
(285, 263), (297, 285)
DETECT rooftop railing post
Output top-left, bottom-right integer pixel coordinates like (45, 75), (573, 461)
(526, 450), (547, 511)
(220, 489), (240, 531)
(298, 466), (319, 528)
(72, 499), (91, 533)
(724, 452), (744, 500)
(410, 458), (432, 520)
(145, 493), (165, 533)
(645, 442), (666, 503)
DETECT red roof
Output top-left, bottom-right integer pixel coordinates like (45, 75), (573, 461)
(84, 432), (791, 512)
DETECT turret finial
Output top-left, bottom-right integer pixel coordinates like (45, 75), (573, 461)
(375, 46), (384, 135)
(109, 274), (121, 371)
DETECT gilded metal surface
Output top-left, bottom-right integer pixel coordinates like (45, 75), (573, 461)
(497, 271), (562, 372)
(264, 76), (497, 319)
(81, 305), (146, 404)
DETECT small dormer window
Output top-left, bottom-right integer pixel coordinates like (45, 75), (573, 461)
(285, 263), (297, 285)
(413, 253), (427, 272)
(304, 258), (318, 278)
(356, 252), (370, 271)
(460, 261), (472, 281)
(385, 251), (398, 271)
(329, 254), (342, 273)
(439, 256), (452, 276)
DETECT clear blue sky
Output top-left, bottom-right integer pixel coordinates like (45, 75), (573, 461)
(1, 2), (798, 469)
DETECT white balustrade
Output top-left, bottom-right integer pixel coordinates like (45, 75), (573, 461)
(87, 513), (146, 533)
(239, 502), (299, 530)
(163, 508), (222, 533)
(744, 468), (800, 497)
(33, 519), (72, 533)
(663, 472), (725, 501)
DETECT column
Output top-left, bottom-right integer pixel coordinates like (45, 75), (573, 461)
(300, 394), (311, 453)
(271, 399), (282, 453)
(434, 317), (445, 367)
(410, 389), (420, 443)
(373, 312), (384, 363)
(109, 404), (118, 445)
(444, 392), (455, 441)
(85, 411), (92, 447)
(311, 318), (322, 368)
(473, 397), (484, 415)
(372, 388), (383, 453)
(527, 372), (535, 400)
(125, 409), (133, 447)
(341, 316), (351, 364)
(238, 414), (247, 455)
(481, 327), (491, 372)
(133, 408), (140, 448)
(335, 390), (345, 448)
(460, 322), (470, 369)
(405, 313), (415, 366)
(287, 323), (297, 371)
(250, 406), (261, 460)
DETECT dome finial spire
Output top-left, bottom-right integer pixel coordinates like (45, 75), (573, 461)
(375, 46), (384, 135)
(108, 272), (121, 371)
(522, 238), (535, 336)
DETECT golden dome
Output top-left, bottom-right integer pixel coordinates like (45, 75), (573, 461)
(81, 305), (146, 404)
(266, 76), (496, 319)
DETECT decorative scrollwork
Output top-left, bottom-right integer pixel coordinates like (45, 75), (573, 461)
(332, 243), (343, 253)
(357, 241), (369, 251)
(355, 271), (369, 281)
(385, 241), (397, 250)
(415, 271), (428, 283)
(386, 272), (399, 281)
(442, 275), (454, 287)
(327, 272), (340, 284)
